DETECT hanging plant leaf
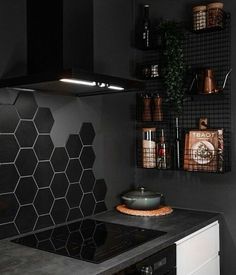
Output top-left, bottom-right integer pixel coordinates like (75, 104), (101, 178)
(159, 21), (186, 114)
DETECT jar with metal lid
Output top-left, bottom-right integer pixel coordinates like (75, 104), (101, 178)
(142, 128), (156, 168)
(193, 5), (207, 31)
(207, 2), (224, 29)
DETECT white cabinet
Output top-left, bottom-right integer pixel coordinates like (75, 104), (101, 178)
(175, 221), (220, 275)
(192, 256), (219, 275)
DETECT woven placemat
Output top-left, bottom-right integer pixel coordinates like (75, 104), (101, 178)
(116, 204), (173, 217)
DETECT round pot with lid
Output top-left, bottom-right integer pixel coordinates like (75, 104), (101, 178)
(121, 187), (163, 210)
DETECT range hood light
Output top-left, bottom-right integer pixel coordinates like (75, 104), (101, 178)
(108, 85), (125, 91)
(97, 82), (107, 88)
(12, 87), (36, 92)
(60, 79), (96, 86)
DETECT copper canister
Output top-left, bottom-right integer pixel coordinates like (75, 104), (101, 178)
(207, 2), (224, 29)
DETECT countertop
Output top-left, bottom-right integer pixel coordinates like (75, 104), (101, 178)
(0, 208), (220, 275)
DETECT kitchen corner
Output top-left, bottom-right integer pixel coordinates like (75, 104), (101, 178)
(0, 0), (235, 274)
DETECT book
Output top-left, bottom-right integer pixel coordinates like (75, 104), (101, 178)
(218, 129), (224, 172)
(185, 130), (219, 172)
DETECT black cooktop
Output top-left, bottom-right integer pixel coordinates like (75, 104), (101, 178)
(12, 219), (166, 263)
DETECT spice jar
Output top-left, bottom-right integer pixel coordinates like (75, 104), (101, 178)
(193, 5), (207, 31)
(207, 2), (224, 29)
(142, 128), (156, 168)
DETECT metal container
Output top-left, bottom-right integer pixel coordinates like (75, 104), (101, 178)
(122, 187), (162, 210)
(193, 5), (207, 31)
(207, 2), (224, 29)
(142, 128), (156, 168)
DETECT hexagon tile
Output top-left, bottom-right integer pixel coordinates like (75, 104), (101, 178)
(0, 164), (19, 193)
(15, 121), (37, 147)
(34, 107), (54, 133)
(0, 93), (107, 240)
(51, 148), (69, 172)
(0, 135), (19, 163)
(0, 105), (19, 133)
(34, 135), (54, 161)
(79, 123), (95, 145)
(15, 92), (38, 119)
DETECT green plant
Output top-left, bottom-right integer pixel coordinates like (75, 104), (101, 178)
(159, 21), (185, 114)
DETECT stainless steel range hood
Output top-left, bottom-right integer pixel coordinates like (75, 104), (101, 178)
(0, 0), (144, 96)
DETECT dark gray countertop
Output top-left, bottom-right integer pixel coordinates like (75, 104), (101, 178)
(0, 208), (219, 275)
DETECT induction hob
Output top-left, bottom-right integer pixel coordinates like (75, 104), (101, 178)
(12, 219), (166, 263)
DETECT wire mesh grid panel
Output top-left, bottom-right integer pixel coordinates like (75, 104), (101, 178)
(182, 13), (231, 173)
(136, 14), (231, 173)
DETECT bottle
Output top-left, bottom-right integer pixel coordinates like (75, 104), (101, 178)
(175, 117), (181, 169)
(140, 5), (151, 50)
(156, 129), (169, 169)
(142, 128), (156, 168)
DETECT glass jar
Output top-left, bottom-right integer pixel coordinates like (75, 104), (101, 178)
(193, 5), (207, 31)
(142, 128), (156, 168)
(207, 2), (224, 29)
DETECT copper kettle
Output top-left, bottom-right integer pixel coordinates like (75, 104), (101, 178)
(203, 69), (216, 94)
(189, 68), (232, 94)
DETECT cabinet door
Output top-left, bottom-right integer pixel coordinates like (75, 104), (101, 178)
(175, 221), (219, 275)
(192, 256), (220, 275)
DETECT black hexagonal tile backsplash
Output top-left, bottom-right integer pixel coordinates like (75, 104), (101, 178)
(15, 121), (38, 147)
(34, 161), (54, 188)
(15, 177), (37, 205)
(0, 135), (19, 163)
(0, 92), (107, 240)
(66, 183), (83, 208)
(0, 194), (19, 224)
(80, 146), (96, 169)
(0, 105), (19, 133)
(34, 108), (54, 133)
(51, 148), (69, 172)
(0, 164), (19, 193)
(15, 92), (38, 119)
(34, 135), (54, 161)
(15, 149), (37, 176)
(66, 134), (82, 158)
(34, 189), (54, 215)
(79, 123), (95, 145)
(15, 205), (37, 234)
(51, 173), (69, 198)
(51, 199), (69, 225)
(66, 159), (83, 183)
(80, 170), (95, 193)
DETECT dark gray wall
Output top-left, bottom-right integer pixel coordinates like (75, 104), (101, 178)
(134, 1), (236, 275)
(93, 0), (137, 207)
(94, 0), (135, 77)
(0, 0), (26, 78)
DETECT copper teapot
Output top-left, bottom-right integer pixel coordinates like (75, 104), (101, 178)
(189, 68), (232, 94)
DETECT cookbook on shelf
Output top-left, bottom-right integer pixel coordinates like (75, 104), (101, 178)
(184, 129), (223, 172)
